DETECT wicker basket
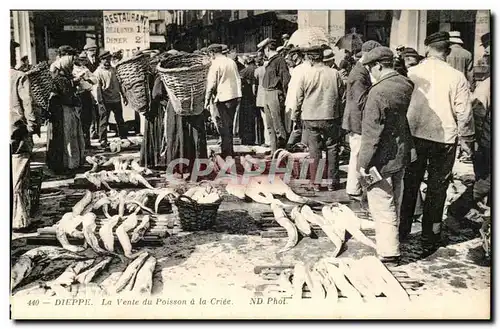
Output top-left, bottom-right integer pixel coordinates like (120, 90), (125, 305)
(174, 195), (221, 231)
(26, 62), (53, 111)
(157, 54), (211, 116)
(115, 54), (151, 113)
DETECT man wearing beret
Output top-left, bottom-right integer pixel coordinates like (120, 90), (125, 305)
(342, 40), (381, 200)
(94, 50), (130, 149)
(357, 46), (414, 265)
(259, 38), (291, 152)
(204, 43), (242, 158)
(400, 32), (475, 252)
(293, 46), (345, 192)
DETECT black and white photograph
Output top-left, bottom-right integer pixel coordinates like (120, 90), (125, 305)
(8, 8), (491, 319)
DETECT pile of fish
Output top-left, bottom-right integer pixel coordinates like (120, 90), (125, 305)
(269, 202), (376, 256)
(12, 247), (157, 297)
(266, 256), (410, 302)
(54, 188), (178, 258)
(83, 155), (154, 189)
(183, 183), (222, 204)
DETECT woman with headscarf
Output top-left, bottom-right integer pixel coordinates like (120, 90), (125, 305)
(46, 55), (85, 174)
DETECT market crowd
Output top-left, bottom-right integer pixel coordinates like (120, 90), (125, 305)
(10, 29), (491, 265)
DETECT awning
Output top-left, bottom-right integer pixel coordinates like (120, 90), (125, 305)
(150, 35), (166, 43)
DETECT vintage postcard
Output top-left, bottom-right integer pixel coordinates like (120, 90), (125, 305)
(9, 9), (491, 320)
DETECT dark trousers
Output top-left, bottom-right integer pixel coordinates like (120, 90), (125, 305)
(449, 146), (491, 218)
(99, 101), (127, 143)
(90, 100), (99, 138)
(255, 107), (265, 146)
(400, 137), (457, 242)
(215, 98), (239, 158)
(79, 91), (93, 147)
(287, 121), (309, 147)
(303, 119), (341, 186)
(263, 89), (287, 152)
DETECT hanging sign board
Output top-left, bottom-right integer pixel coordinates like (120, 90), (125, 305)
(103, 11), (150, 126)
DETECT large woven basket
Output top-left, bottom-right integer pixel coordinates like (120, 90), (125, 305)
(115, 54), (150, 113)
(157, 54), (211, 116)
(26, 62), (53, 111)
(174, 194), (221, 231)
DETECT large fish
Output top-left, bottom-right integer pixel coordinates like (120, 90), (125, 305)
(55, 213), (86, 253)
(11, 247), (88, 290)
(98, 215), (121, 252)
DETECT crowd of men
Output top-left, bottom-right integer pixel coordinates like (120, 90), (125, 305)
(10, 29), (491, 264)
(203, 30), (491, 265)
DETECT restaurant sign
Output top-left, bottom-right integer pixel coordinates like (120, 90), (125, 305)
(103, 11), (150, 59)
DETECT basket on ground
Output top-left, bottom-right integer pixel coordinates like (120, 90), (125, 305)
(115, 54), (151, 113)
(157, 54), (211, 116)
(174, 195), (221, 231)
(26, 62), (53, 111)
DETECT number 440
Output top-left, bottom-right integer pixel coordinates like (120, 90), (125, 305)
(27, 299), (39, 306)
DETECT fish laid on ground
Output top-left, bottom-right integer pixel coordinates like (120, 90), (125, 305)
(130, 215), (151, 243)
(82, 212), (109, 254)
(255, 175), (310, 204)
(129, 172), (156, 189)
(314, 263), (338, 302)
(290, 206), (311, 236)
(72, 190), (93, 217)
(132, 256), (157, 295)
(292, 262), (307, 300)
(323, 261), (362, 301)
(305, 267), (326, 300)
(364, 256), (409, 302)
(98, 215), (121, 252)
(154, 188), (179, 213)
(270, 201), (299, 254)
(75, 257), (113, 284)
(49, 260), (95, 286)
(111, 252), (149, 294)
(116, 212), (140, 258)
(55, 213), (86, 253)
(225, 180), (246, 200)
(331, 205), (376, 249)
(11, 247), (88, 290)
(300, 205), (326, 226)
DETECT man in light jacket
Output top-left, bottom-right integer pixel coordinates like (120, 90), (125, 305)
(400, 32), (475, 252)
(357, 47), (414, 266)
(204, 43), (242, 158)
(293, 46), (345, 191)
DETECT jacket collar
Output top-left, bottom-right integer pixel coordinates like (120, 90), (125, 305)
(371, 71), (400, 88)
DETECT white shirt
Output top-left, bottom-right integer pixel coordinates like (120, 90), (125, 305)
(285, 61), (311, 114)
(206, 54), (242, 103)
(407, 57), (474, 144)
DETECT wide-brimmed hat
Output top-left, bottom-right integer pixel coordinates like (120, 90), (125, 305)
(323, 48), (335, 62)
(99, 50), (112, 60)
(207, 43), (223, 53)
(449, 31), (464, 44)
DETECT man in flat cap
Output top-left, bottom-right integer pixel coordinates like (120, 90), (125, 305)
(93, 50), (130, 149)
(259, 37), (291, 152)
(357, 46), (414, 266)
(401, 47), (423, 70)
(342, 40), (381, 200)
(284, 47), (309, 149)
(447, 31), (473, 87)
(400, 32), (475, 253)
(293, 46), (345, 191)
(10, 39), (41, 230)
(204, 43), (242, 158)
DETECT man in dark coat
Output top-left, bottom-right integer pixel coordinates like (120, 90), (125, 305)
(357, 46), (414, 266)
(342, 40), (381, 199)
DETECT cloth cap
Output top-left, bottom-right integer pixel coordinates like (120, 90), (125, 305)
(58, 45), (76, 56)
(282, 34), (290, 39)
(257, 38), (276, 51)
(287, 47), (301, 55)
(99, 50), (112, 59)
(424, 31), (450, 46)
(362, 46), (394, 65)
(449, 31), (463, 44)
(361, 40), (382, 53)
(323, 48), (335, 62)
(401, 47), (420, 59)
(208, 43), (223, 53)
(303, 45), (323, 54)
(481, 32), (490, 46)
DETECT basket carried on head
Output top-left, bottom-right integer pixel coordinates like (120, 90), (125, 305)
(115, 53), (150, 113)
(26, 62), (53, 111)
(157, 53), (211, 116)
(174, 194), (221, 231)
